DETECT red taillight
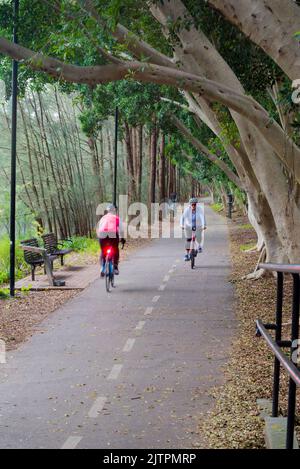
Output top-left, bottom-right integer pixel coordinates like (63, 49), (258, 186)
(107, 248), (112, 254)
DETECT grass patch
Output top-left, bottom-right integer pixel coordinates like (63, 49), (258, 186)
(239, 224), (253, 230)
(62, 236), (99, 254)
(240, 243), (256, 251)
(0, 287), (10, 299)
(210, 203), (224, 213)
(0, 237), (28, 285)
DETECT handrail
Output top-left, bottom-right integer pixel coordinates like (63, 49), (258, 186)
(256, 266), (300, 449)
(256, 320), (300, 386)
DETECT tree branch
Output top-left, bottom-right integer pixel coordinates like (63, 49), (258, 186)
(172, 115), (243, 189)
(1, 35), (300, 183)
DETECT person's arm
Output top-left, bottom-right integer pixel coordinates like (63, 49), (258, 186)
(96, 218), (103, 238)
(180, 210), (185, 228)
(198, 207), (207, 229)
(118, 216), (125, 240)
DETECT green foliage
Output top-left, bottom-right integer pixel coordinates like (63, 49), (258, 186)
(185, 0), (283, 96)
(240, 243), (256, 252)
(211, 203), (224, 213)
(62, 236), (99, 254)
(0, 237), (27, 285)
(0, 287), (10, 299)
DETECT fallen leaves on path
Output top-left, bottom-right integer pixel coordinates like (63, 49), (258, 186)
(0, 290), (77, 350)
(200, 213), (300, 448)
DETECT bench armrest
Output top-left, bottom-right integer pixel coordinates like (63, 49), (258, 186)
(20, 245), (46, 254)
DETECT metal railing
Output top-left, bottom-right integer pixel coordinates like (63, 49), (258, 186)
(256, 263), (300, 449)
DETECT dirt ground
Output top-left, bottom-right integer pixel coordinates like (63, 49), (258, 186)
(201, 209), (300, 448)
(0, 237), (150, 351)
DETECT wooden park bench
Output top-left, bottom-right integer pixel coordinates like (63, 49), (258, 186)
(20, 238), (65, 287)
(42, 233), (73, 266)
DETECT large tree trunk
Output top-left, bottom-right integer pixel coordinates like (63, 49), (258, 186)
(173, 116), (243, 189)
(206, 0), (300, 80)
(136, 124), (143, 201)
(87, 135), (103, 201)
(159, 134), (166, 202)
(124, 121), (137, 202)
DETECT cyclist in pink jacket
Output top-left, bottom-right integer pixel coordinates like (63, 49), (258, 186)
(96, 204), (125, 276)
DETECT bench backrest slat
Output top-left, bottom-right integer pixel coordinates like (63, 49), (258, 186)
(42, 233), (57, 254)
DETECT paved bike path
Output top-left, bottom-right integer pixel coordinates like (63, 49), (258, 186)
(0, 207), (236, 449)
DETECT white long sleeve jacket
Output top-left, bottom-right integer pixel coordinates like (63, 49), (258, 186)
(180, 205), (206, 229)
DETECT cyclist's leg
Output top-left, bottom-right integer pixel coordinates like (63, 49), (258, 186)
(184, 228), (192, 260)
(99, 235), (110, 272)
(195, 227), (204, 251)
(110, 235), (119, 271)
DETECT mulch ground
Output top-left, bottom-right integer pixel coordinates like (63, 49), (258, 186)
(201, 210), (300, 448)
(0, 237), (150, 351)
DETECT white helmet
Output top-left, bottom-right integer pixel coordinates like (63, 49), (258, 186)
(189, 197), (198, 205)
(106, 203), (116, 213)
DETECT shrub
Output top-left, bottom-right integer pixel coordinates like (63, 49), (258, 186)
(61, 236), (99, 254)
(0, 237), (28, 285)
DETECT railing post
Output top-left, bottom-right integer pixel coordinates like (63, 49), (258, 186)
(286, 273), (300, 449)
(272, 271), (283, 417)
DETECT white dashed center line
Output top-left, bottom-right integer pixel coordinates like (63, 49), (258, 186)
(123, 338), (136, 352)
(136, 321), (146, 330)
(88, 396), (107, 418)
(144, 306), (154, 316)
(152, 295), (160, 303)
(61, 436), (82, 450)
(107, 364), (123, 380)
(163, 275), (170, 282)
(158, 284), (166, 291)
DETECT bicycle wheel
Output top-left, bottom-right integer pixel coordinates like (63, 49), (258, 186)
(105, 258), (111, 292)
(111, 262), (115, 288)
(190, 250), (195, 269)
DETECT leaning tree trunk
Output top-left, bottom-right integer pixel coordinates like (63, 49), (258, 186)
(206, 0), (300, 81)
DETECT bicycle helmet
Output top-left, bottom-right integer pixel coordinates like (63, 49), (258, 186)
(189, 197), (198, 205)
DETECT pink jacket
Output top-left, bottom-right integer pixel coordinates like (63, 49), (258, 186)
(97, 213), (123, 237)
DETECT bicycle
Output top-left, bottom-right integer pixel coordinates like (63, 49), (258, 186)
(103, 246), (115, 292)
(103, 240), (125, 293)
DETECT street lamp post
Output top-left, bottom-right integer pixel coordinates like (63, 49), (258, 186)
(9, 0), (19, 297)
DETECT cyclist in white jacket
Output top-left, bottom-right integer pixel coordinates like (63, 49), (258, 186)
(180, 197), (207, 261)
